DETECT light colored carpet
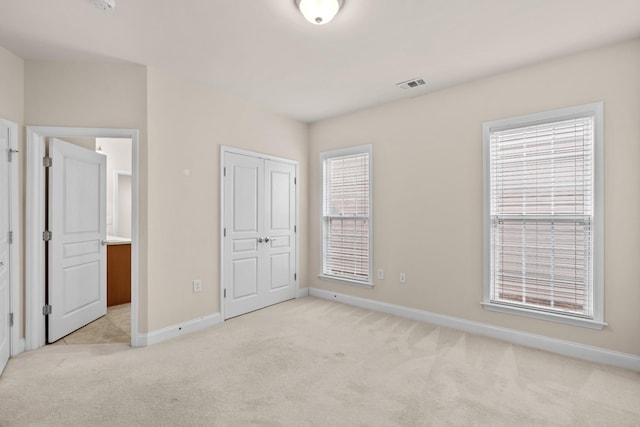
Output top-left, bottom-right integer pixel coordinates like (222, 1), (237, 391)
(54, 303), (131, 345)
(1, 297), (638, 426)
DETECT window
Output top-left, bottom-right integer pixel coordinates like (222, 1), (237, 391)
(483, 103), (605, 329)
(320, 145), (372, 286)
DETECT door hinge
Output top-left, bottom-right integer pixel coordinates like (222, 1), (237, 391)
(223, 167), (226, 177)
(294, 273), (297, 281)
(9, 313), (14, 327)
(43, 305), (52, 316)
(43, 230), (52, 241)
(294, 177), (296, 185)
(8, 231), (13, 244)
(224, 288), (227, 298)
(43, 156), (52, 167)
(8, 148), (18, 163)
(294, 225), (297, 233)
(223, 228), (226, 237)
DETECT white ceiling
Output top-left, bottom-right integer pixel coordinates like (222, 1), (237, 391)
(0, 0), (639, 122)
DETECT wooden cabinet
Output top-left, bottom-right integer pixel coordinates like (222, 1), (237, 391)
(107, 243), (131, 307)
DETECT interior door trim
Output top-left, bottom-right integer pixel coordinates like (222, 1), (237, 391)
(25, 126), (140, 351)
(219, 145), (299, 321)
(0, 118), (22, 357)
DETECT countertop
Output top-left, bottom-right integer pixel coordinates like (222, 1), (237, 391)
(106, 235), (131, 245)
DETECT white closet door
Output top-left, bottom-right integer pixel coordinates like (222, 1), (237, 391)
(223, 152), (296, 319)
(224, 152), (264, 318)
(47, 138), (107, 343)
(0, 122), (11, 374)
(262, 159), (296, 307)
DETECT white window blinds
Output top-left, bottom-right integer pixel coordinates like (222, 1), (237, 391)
(322, 147), (371, 284)
(489, 115), (595, 318)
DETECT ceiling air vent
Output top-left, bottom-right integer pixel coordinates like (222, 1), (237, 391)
(396, 78), (427, 90)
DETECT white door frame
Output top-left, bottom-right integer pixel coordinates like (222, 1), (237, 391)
(219, 145), (299, 321)
(0, 118), (22, 357)
(25, 126), (140, 350)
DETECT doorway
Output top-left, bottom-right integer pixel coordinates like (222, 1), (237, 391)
(45, 138), (108, 343)
(50, 137), (133, 345)
(25, 126), (140, 351)
(221, 146), (299, 320)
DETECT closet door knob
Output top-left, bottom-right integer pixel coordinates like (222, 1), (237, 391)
(257, 237), (264, 243)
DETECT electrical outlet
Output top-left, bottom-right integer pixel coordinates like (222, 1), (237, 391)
(193, 279), (202, 293)
(400, 273), (406, 284)
(377, 269), (384, 280)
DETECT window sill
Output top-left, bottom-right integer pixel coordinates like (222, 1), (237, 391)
(318, 274), (373, 288)
(481, 302), (607, 330)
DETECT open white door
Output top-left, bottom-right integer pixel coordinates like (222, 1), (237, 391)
(223, 152), (297, 319)
(47, 138), (107, 343)
(0, 122), (11, 373)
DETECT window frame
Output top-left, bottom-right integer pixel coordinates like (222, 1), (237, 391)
(482, 103), (606, 329)
(319, 144), (373, 287)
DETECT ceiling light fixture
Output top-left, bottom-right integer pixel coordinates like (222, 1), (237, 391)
(91, 0), (116, 11)
(295, 0), (344, 25)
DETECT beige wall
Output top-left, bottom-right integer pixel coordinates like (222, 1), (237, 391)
(0, 46), (24, 123)
(308, 39), (640, 356)
(59, 137), (96, 151)
(146, 67), (308, 331)
(16, 59), (308, 336)
(0, 46), (24, 337)
(6, 39), (638, 357)
(24, 61), (150, 331)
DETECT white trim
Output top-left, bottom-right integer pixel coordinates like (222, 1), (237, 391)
(0, 118), (21, 358)
(219, 145), (300, 322)
(593, 103), (605, 321)
(219, 147), (225, 321)
(220, 145), (298, 166)
(482, 102), (605, 327)
(26, 126), (141, 350)
(25, 131), (46, 351)
(134, 312), (221, 347)
(317, 273), (374, 288)
(112, 169), (132, 237)
(319, 144), (373, 285)
(308, 287), (640, 372)
(297, 287), (310, 298)
(294, 152), (301, 301)
(481, 302), (606, 330)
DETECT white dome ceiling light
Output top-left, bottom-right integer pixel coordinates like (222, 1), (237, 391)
(91, 0), (116, 11)
(295, 0), (344, 25)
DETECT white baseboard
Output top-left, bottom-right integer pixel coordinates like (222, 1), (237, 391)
(134, 312), (221, 347)
(297, 287), (310, 298)
(309, 287), (640, 372)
